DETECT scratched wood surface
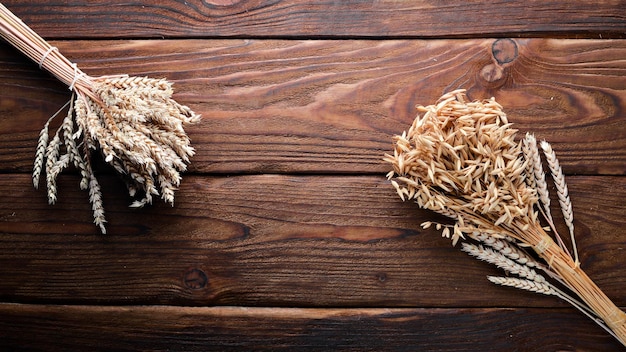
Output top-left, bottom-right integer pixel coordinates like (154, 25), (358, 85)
(0, 1), (625, 351)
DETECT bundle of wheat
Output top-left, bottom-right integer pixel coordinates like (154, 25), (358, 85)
(384, 89), (625, 346)
(0, 4), (200, 233)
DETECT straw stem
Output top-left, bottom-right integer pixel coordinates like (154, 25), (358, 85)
(0, 3), (94, 97)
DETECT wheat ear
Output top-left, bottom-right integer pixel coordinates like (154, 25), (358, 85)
(487, 276), (555, 295)
(523, 133), (571, 254)
(33, 101), (70, 188)
(541, 141), (578, 267)
(87, 172), (106, 235)
(469, 233), (540, 268)
(461, 243), (546, 283)
(470, 232), (575, 288)
(523, 133), (552, 221)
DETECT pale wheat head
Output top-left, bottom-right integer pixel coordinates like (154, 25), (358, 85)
(0, 4), (201, 233)
(33, 76), (201, 233)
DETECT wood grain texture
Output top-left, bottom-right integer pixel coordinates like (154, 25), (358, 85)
(2, 0), (625, 39)
(1, 38), (625, 175)
(0, 304), (622, 351)
(1, 2), (625, 348)
(0, 174), (624, 308)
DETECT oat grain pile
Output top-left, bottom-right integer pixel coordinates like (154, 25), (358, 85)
(1, 4), (200, 233)
(384, 89), (626, 346)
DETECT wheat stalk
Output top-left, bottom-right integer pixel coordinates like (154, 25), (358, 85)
(0, 4), (201, 233)
(384, 89), (626, 346)
(468, 225), (615, 340)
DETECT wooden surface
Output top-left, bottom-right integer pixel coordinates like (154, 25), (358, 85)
(1, 1), (625, 351)
(3, 0), (626, 39)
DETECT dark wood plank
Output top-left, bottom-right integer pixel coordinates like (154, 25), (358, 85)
(2, 39), (625, 175)
(0, 174), (624, 308)
(1, 2), (623, 350)
(2, 1), (625, 39)
(0, 304), (622, 351)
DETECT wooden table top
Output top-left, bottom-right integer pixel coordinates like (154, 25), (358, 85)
(1, 1), (625, 350)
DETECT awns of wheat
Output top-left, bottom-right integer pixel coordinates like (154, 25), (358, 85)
(384, 89), (626, 346)
(1, 4), (201, 233)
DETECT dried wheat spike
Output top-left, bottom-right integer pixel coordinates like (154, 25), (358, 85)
(520, 137), (536, 190)
(523, 133), (570, 254)
(32, 121), (50, 188)
(523, 133), (552, 222)
(44, 133), (62, 204)
(87, 171), (106, 234)
(33, 101), (71, 189)
(462, 242), (546, 283)
(541, 140), (578, 266)
(469, 232), (542, 269)
(487, 276), (557, 296)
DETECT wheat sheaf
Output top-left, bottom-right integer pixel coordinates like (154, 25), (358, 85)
(1, 4), (200, 233)
(384, 89), (626, 346)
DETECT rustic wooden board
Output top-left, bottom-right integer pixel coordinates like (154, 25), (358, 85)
(2, 2), (625, 348)
(0, 174), (624, 307)
(2, 1), (625, 39)
(0, 304), (622, 351)
(1, 38), (625, 175)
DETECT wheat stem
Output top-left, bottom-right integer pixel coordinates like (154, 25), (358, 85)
(487, 275), (619, 342)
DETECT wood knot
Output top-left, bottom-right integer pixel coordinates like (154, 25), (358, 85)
(183, 268), (208, 290)
(376, 272), (387, 283)
(480, 64), (504, 83)
(491, 39), (518, 65)
(480, 39), (518, 85)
